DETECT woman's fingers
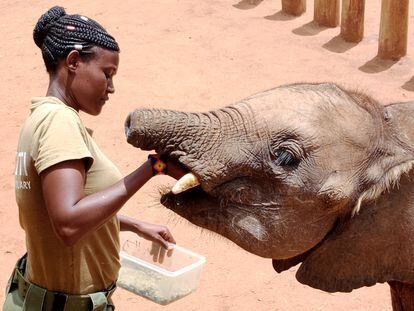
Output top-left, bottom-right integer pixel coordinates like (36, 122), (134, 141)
(150, 241), (171, 263)
(136, 221), (176, 261)
(160, 227), (176, 245)
(150, 241), (160, 261)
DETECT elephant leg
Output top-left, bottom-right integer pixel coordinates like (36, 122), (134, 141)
(388, 281), (414, 311)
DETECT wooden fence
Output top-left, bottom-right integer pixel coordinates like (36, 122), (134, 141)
(281, 0), (409, 60)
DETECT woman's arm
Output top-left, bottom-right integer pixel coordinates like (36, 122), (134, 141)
(41, 158), (155, 246)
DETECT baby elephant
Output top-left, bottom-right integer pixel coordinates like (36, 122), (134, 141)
(125, 83), (414, 310)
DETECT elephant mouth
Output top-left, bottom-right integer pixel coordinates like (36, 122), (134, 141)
(161, 162), (246, 228)
(161, 185), (272, 248)
(160, 168), (273, 235)
(160, 186), (225, 228)
(162, 157), (276, 216)
(160, 158), (217, 217)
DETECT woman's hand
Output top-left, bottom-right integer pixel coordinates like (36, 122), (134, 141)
(147, 154), (187, 180)
(118, 215), (175, 250)
(134, 220), (176, 250)
(165, 158), (187, 180)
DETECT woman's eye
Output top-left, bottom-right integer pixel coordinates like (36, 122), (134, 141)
(275, 149), (299, 167)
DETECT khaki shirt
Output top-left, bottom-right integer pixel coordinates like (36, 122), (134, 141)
(15, 97), (122, 294)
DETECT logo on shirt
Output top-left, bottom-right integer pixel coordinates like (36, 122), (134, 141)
(15, 151), (31, 190)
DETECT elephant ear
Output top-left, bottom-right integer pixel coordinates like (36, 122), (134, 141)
(295, 101), (414, 292)
(295, 171), (414, 292)
(272, 252), (311, 273)
(271, 99), (414, 291)
(384, 101), (414, 148)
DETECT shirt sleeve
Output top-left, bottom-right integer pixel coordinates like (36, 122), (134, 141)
(31, 106), (94, 174)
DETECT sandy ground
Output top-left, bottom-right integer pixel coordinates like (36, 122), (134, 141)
(2, 0), (414, 310)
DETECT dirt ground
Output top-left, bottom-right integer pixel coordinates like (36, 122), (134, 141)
(2, 0), (414, 310)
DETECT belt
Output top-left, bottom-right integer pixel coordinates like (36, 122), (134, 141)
(12, 254), (116, 311)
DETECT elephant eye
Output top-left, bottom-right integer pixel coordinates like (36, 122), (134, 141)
(275, 149), (299, 167)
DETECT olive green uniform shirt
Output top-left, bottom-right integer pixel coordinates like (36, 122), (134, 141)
(14, 97), (122, 294)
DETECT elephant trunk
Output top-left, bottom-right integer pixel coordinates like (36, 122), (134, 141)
(125, 104), (257, 191)
(125, 108), (213, 155)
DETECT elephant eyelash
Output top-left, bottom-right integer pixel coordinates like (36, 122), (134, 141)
(270, 133), (306, 168)
(275, 149), (300, 167)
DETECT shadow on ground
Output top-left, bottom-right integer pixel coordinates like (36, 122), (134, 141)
(359, 56), (398, 74)
(233, 0), (264, 10)
(292, 21), (328, 36)
(402, 76), (414, 92)
(264, 10), (299, 21)
(323, 35), (358, 53)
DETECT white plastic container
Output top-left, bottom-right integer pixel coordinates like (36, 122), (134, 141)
(117, 239), (206, 305)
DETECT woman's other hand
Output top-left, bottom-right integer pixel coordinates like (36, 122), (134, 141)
(118, 215), (175, 250)
(135, 220), (176, 250)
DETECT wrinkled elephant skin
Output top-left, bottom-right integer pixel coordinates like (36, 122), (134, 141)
(125, 83), (414, 310)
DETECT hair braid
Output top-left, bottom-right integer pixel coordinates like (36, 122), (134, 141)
(33, 6), (120, 73)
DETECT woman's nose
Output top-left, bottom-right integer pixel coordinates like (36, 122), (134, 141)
(107, 79), (115, 93)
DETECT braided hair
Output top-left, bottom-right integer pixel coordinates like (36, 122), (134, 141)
(33, 6), (120, 73)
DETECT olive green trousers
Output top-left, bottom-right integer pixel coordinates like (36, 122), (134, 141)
(3, 254), (116, 311)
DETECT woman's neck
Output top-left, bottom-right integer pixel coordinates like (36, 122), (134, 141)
(46, 75), (79, 112)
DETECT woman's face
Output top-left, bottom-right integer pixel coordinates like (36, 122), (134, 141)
(70, 47), (119, 115)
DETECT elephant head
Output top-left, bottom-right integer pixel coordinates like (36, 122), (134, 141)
(125, 83), (414, 293)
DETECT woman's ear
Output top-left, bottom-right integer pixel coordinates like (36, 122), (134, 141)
(65, 50), (81, 72)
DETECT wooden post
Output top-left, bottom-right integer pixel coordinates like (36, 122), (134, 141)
(340, 0), (365, 43)
(378, 0), (409, 60)
(314, 0), (340, 27)
(282, 0), (306, 16)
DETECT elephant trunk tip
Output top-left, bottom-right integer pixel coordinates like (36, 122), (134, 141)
(123, 110), (162, 150)
(124, 113), (132, 138)
(124, 111), (145, 148)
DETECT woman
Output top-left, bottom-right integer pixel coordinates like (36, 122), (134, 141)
(4, 6), (184, 311)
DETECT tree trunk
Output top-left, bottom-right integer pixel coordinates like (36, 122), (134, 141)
(282, 0), (306, 16)
(388, 281), (414, 311)
(314, 0), (340, 27)
(378, 0), (409, 60)
(340, 0), (365, 43)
